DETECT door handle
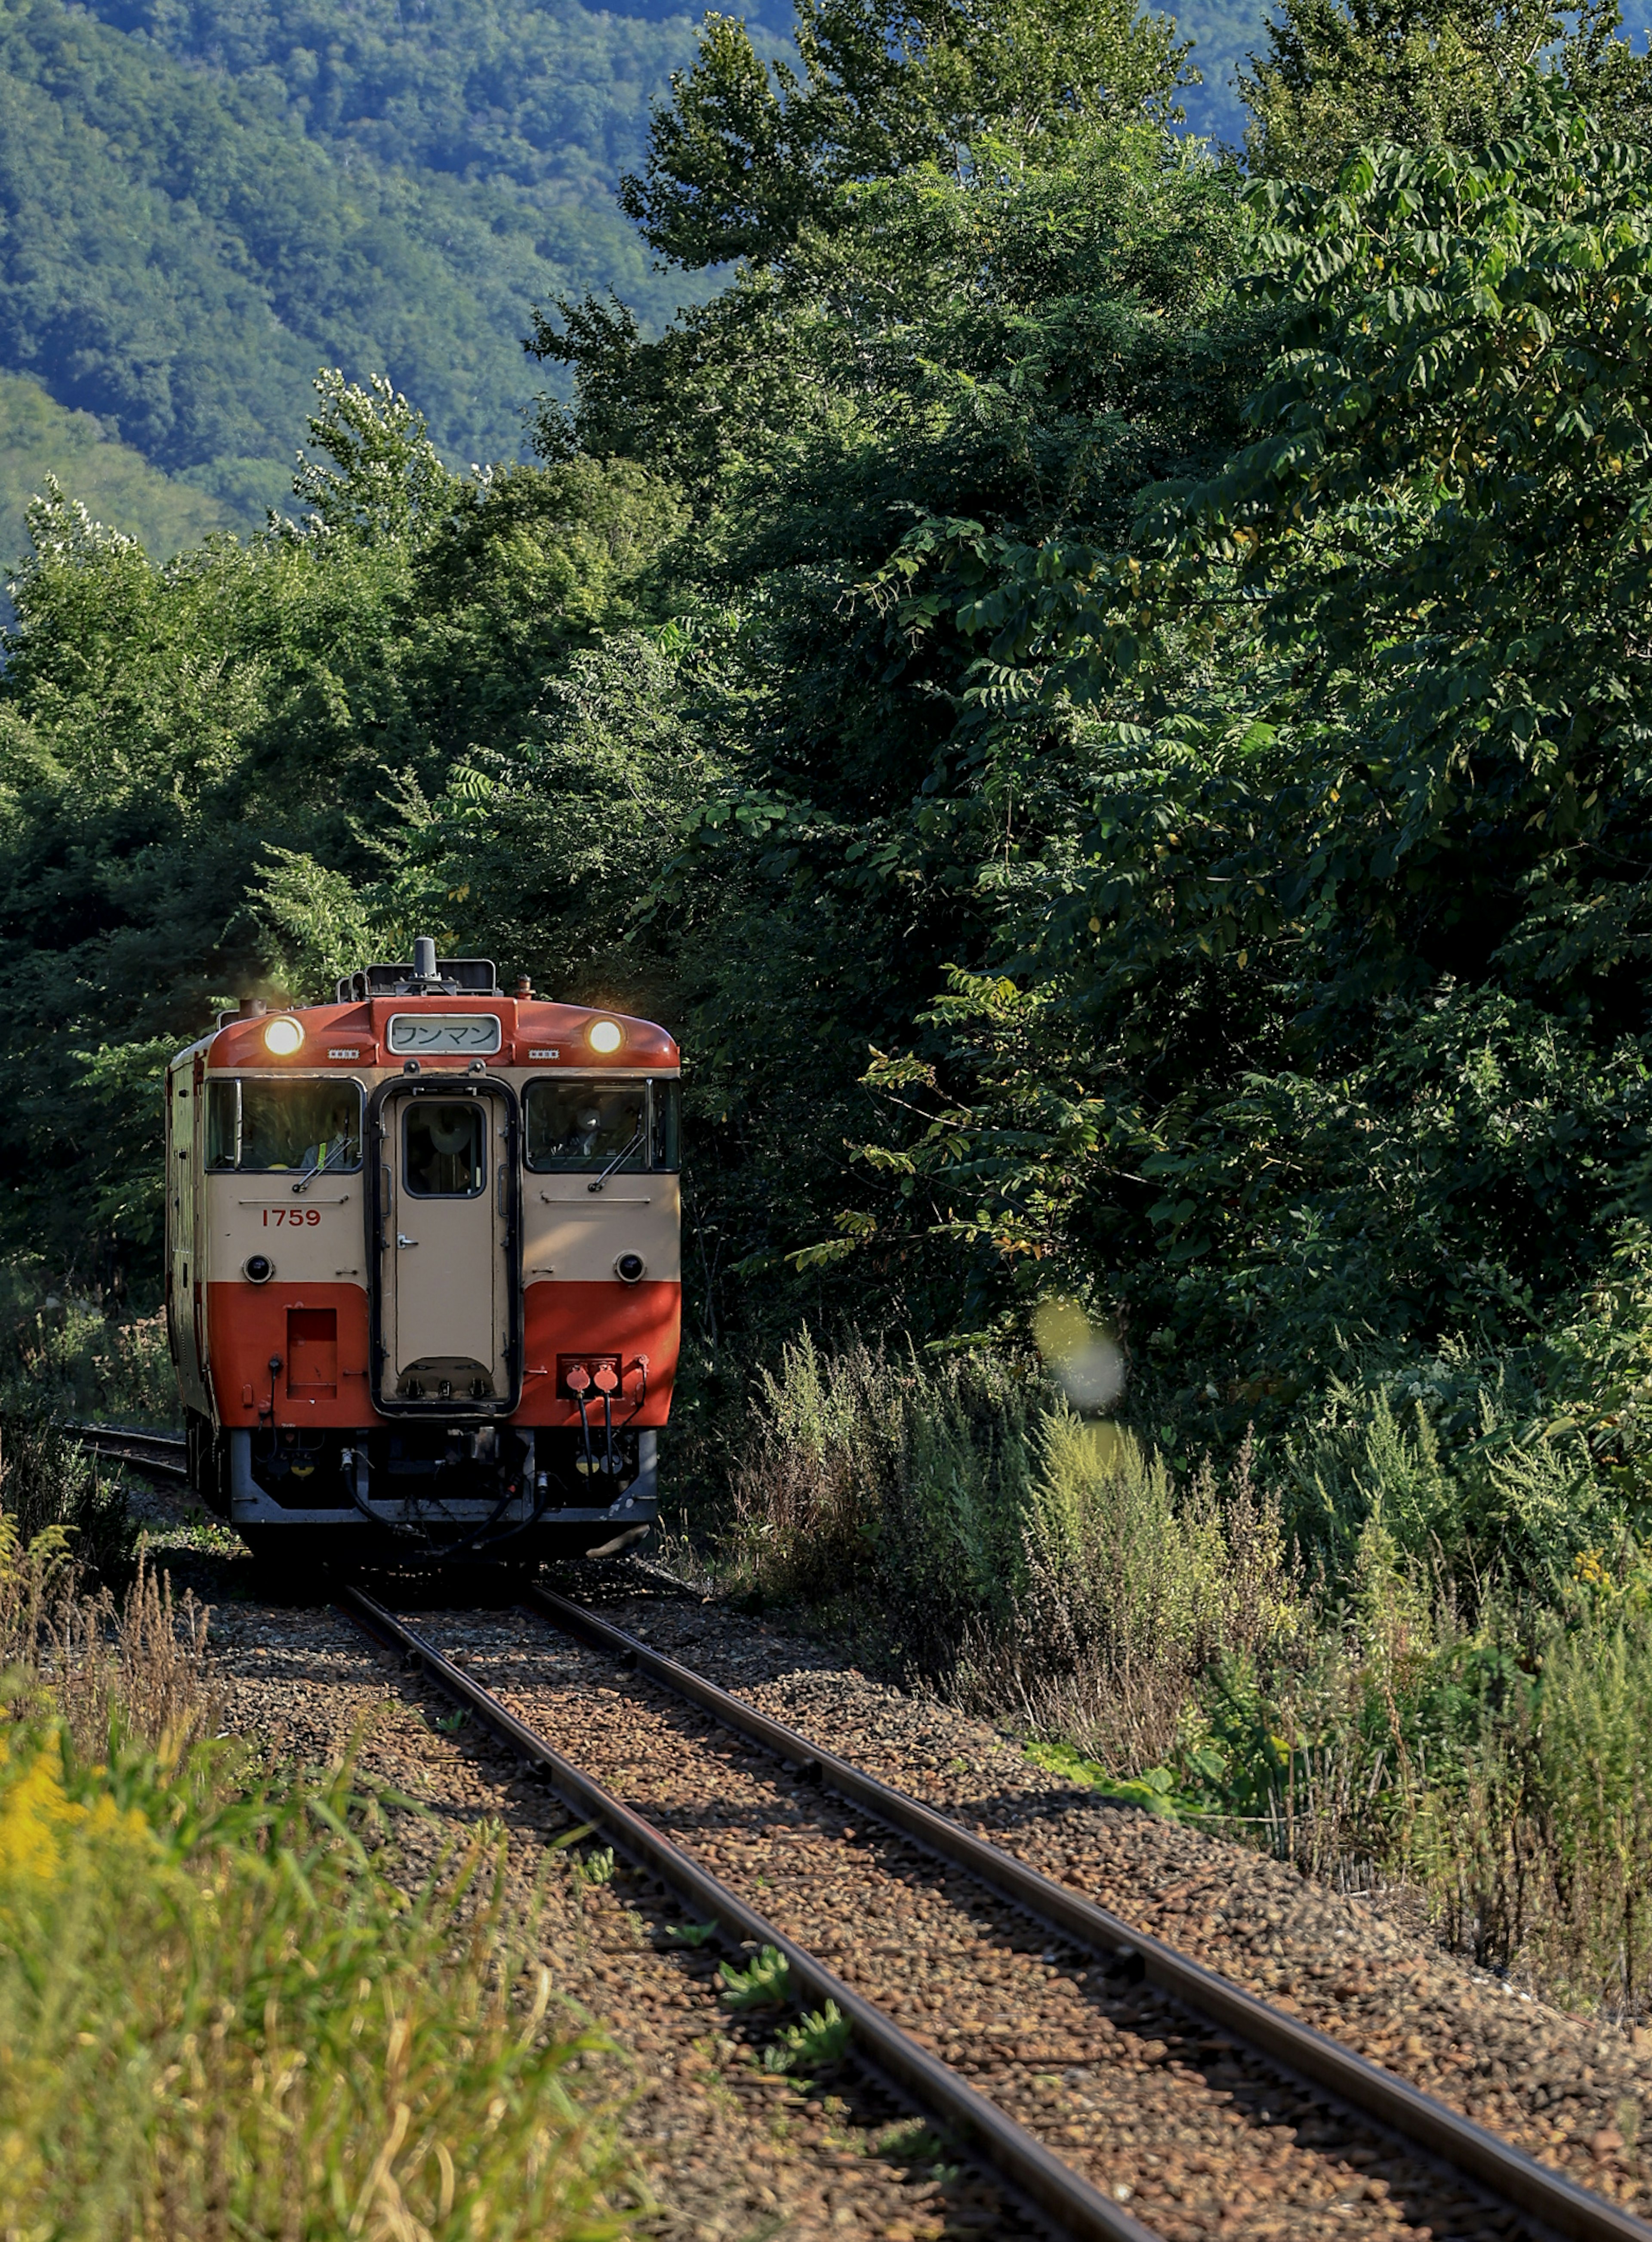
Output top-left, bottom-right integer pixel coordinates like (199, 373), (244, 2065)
(396, 1234), (419, 1249)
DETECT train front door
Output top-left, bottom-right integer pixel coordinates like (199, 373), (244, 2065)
(378, 1087), (514, 1407)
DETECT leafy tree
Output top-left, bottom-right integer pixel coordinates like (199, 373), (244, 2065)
(1240, 0), (1649, 178)
(830, 87), (1652, 1415)
(521, 128), (1264, 1351)
(618, 0), (1196, 268)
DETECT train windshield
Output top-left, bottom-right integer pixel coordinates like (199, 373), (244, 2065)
(524, 1080), (680, 1173)
(206, 1079), (364, 1174)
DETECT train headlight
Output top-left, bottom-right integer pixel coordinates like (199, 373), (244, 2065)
(263, 1016), (304, 1056)
(615, 1252), (645, 1285)
(587, 1018), (623, 1054)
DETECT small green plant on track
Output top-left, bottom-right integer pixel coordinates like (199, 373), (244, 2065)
(664, 1918), (719, 1947)
(761, 1998), (851, 2078)
(718, 1944), (792, 2009)
(871, 2119), (954, 2171)
(573, 1845), (616, 1889)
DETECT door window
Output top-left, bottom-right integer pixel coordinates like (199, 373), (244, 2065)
(403, 1101), (486, 1197)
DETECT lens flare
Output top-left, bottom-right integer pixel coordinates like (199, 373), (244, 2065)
(1032, 1296), (1125, 1414)
(262, 1016), (304, 1056)
(587, 1018), (623, 1054)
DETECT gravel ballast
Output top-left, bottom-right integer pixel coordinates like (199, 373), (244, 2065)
(389, 1587), (1590, 2242)
(206, 1593), (1038, 2242)
(576, 1569), (1652, 2222)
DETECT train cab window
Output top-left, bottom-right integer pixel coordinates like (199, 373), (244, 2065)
(525, 1082), (647, 1173)
(524, 1080), (680, 1173)
(206, 1080), (363, 1174)
(403, 1101), (486, 1197)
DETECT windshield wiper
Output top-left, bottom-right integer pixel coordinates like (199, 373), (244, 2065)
(292, 1142), (332, 1196)
(587, 1124), (644, 1194)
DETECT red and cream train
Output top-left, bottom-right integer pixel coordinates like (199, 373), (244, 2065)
(165, 941), (679, 1561)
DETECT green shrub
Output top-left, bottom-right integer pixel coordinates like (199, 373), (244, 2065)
(1282, 1358), (1621, 1590)
(0, 1409), (135, 1582)
(729, 1333), (1039, 1662)
(980, 1416), (1301, 1769)
(0, 1291), (178, 1427)
(0, 1520), (638, 2241)
(1411, 1570), (1652, 2014)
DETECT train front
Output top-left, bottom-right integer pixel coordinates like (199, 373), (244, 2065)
(165, 942), (680, 1562)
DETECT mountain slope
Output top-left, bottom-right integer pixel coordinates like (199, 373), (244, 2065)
(0, 371), (239, 568)
(0, 0), (712, 514)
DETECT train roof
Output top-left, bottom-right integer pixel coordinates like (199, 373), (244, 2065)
(174, 943), (678, 1074)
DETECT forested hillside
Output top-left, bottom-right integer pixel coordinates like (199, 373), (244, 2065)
(0, 374), (239, 562)
(8, 0), (1652, 2005)
(0, 0), (720, 519)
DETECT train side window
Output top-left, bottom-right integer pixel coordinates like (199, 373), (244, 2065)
(205, 1080), (364, 1173)
(524, 1083), (647, 1173)
(650, 1080), (681, 1172)
(403, 1101), (486, 1197)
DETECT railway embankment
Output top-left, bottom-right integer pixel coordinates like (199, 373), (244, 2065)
(36, 1451), (1652, 2242)
(585, 1572), (1652, 2217)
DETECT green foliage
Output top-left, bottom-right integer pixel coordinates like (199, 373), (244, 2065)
(664, 1918), (720, 1947)
(81, 0), (734, 197)
(1241, 0), (1649, 179)
(809, 91), (1652, 1449)
(0, 1296), (176, 1427)
(529, 124), (1262, 1364)
(619, 0), (1196, 268)
(0, 1720), (635, 2236)
(763, 1997), (852, 2074)
(718, 1942), (793, 2008)
(730, 1334), (1043, 1658)
(0, 1409), (135, 1581)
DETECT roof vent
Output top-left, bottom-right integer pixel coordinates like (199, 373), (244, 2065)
(335, 942), (500, 1001)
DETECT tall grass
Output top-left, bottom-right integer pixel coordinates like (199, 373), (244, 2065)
(729, 1334), (1652, 2020)
(0, 1519), (638, 2240)
(0, 1284), (177, 1424)
(974, 1417), (1299, 1769)
(730, 1333), (1038, 1665)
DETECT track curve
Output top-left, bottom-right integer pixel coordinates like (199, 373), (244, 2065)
(73, 1425), (1649, 2242)
(340, 1585), (1652, 2242)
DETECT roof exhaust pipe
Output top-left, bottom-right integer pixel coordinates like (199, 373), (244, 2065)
(412, 934), (438, 982)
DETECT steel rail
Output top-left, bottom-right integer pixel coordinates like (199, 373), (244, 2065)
(530, 1584), (1652, 2242)
(69, 1424), (190, 1481)
(334, 1583), (1161, 2242)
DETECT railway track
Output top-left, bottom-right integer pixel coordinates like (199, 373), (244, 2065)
(336, 1583), (1652, 2242)
(71, 1423), (191, 1482)
(68, 1422), (1649, 2239)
